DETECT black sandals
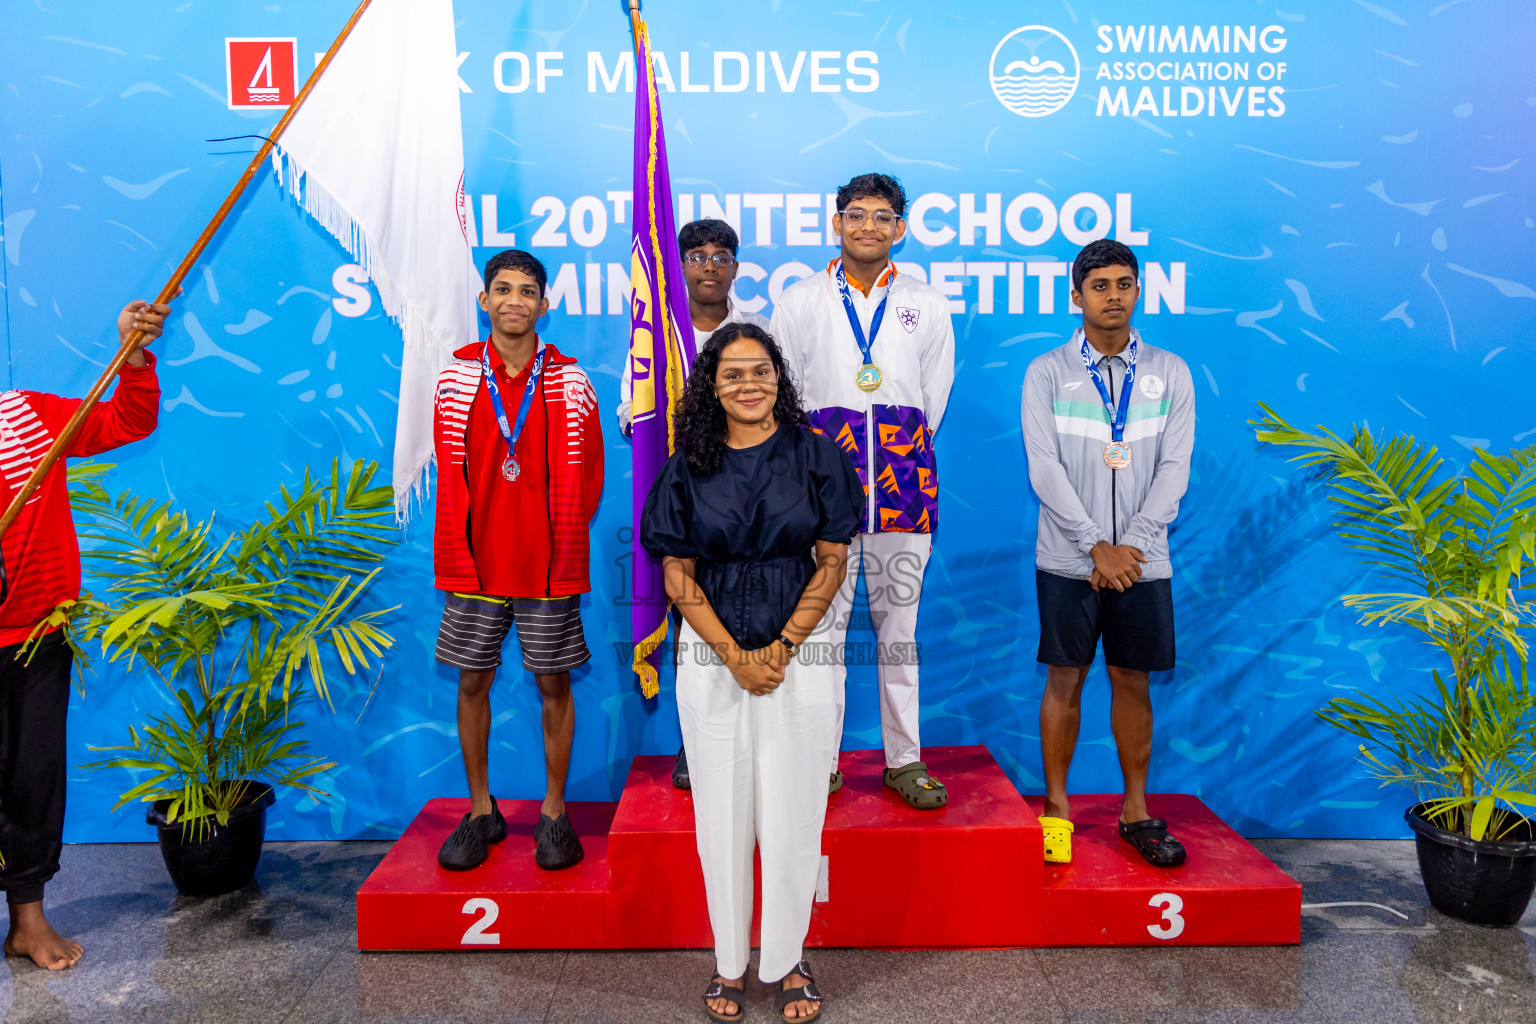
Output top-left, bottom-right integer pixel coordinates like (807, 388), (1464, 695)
(703, 975), (746, 1022)
(1119, 817), (1187, 867)
(701, 960), (823, 1022)
(775, 959), (823, 1022)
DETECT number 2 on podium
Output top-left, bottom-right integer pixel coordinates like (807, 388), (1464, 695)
(462, 897), (502, 945)
(1147, 892), (1185, 940)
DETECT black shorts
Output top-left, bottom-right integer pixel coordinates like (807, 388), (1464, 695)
(435, 593), (590, 674)
(1035, 569), (1175, 672)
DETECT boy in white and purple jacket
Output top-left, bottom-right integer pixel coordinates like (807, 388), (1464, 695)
(771, 172), (955, 809)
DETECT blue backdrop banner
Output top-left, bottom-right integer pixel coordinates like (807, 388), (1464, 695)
(1, 0), (1532, 841)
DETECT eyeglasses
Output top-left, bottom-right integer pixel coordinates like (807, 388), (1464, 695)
(840, 208), (898, 227)
(684, 252), (736, 268)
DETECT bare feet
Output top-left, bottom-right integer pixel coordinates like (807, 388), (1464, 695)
(4, 902), (83, 970)
(782, 969), (818, 1020)
(707, 974), (742, 1018)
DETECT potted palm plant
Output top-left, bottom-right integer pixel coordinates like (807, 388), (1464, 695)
(58, 458), (397, 896)
(1253, 406), (1536, 925)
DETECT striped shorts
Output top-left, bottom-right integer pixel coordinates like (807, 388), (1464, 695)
(434, 593), (590, 674)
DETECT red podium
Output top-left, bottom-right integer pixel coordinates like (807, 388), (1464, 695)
(356, 746), (1299, 951)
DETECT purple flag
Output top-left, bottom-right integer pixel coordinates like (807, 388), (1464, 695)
(627, 12), (696, 698)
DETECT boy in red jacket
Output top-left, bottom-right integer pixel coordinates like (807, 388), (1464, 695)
(432, 250), (603, 872)
(1, 298), (170, 969)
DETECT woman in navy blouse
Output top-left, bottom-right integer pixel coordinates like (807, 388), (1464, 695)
(642, 322), (861, 1023)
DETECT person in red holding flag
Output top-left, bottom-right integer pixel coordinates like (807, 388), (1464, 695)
(0, 298), (170, 970)
(432, 250), (604, 872)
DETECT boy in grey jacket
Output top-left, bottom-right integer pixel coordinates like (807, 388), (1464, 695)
(1020, 239), (1194, 868)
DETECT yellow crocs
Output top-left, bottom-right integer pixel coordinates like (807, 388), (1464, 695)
(1039, 816), (1074, 863)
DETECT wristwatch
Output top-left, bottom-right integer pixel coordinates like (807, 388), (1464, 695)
(776, 635), (801, 658)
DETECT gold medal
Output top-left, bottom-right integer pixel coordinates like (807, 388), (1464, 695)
(1102, 441), (1132, 470)
(855, 363), (883, 393)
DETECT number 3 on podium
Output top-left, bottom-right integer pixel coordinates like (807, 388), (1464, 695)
(461, 897), (502, 945)
(1147, 892), (1185, 940)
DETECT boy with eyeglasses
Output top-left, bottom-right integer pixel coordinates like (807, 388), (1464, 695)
(619, 218), (768, 790)
(619, 218), (768, 435)
(769, 172), (956, 808)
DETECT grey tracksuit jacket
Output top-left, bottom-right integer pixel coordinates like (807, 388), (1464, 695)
(1020, 328), (1195, 581)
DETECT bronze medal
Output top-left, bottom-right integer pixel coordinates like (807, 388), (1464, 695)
(1102, 441), (1132, 470)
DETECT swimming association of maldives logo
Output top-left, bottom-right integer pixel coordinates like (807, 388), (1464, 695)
(989, 25), (1080, 118)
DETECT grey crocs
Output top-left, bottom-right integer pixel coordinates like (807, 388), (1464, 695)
(883, 760), (948, 809)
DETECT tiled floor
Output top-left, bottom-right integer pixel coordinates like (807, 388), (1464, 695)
(3, 838), (1536, 1023)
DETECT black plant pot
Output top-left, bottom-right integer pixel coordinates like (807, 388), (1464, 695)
(1406, 803), (1536, 926)
(147, 783), (276, 897)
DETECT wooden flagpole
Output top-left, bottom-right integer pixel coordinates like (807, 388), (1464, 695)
(0, 0), (375, 546)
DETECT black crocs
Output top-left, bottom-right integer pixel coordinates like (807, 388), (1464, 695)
(1119, 817), (1187, 867)
(437, 799), (508, 871)
(703, 975), (746, 1022)
(534, 811), (585, 871)
(775, 959), (823, 1022)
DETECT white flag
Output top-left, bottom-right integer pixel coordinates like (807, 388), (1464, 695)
(272, 0), (479, 518)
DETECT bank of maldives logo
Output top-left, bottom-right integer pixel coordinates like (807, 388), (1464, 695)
(989, 25), (1080, 118)
(226, 38), (297, 109)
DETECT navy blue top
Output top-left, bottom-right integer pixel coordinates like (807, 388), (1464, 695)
(641, 424), (863, 650)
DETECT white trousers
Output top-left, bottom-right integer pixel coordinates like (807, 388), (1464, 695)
(827, 531), (932, 772)
(676, 619), (839, 983)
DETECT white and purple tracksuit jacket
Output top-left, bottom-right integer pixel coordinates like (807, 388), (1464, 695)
(771, 259), (955, 534)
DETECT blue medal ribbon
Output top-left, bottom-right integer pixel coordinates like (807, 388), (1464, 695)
(1080, 332), (1137, 442)
(481, 341), (546, 475)
(835, 260), (894, 369)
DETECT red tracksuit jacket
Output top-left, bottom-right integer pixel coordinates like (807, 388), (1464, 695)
(432, 340), (603, 595)
(0, 355), (161, 645)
